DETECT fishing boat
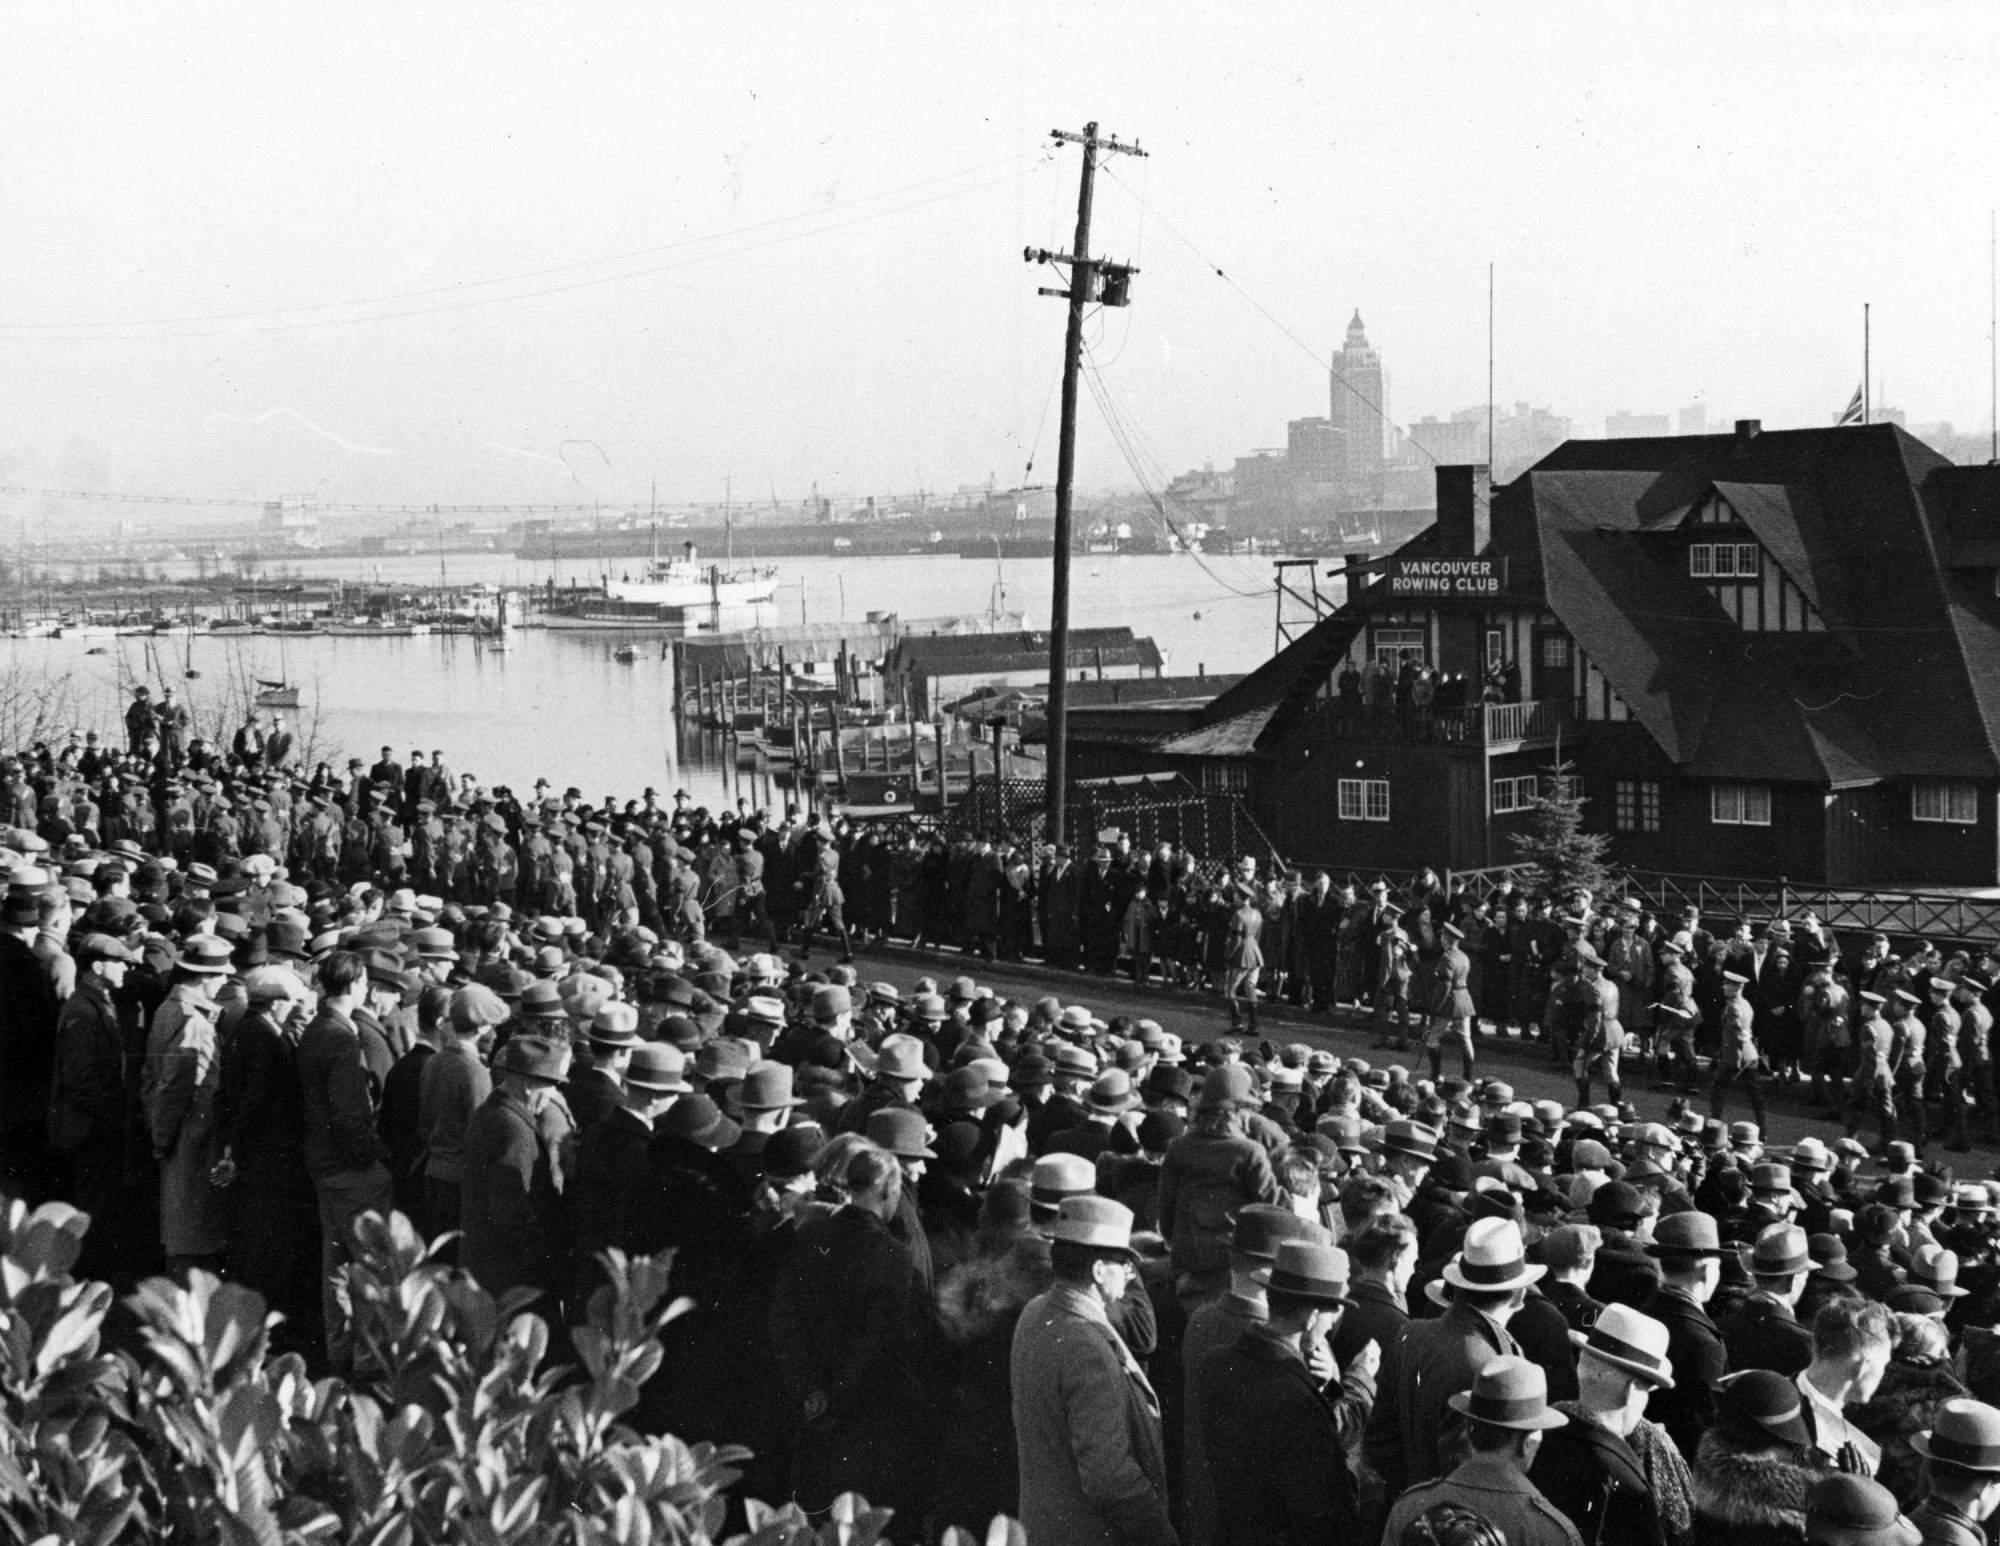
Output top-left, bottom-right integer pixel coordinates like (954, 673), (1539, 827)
(254, 681), (300, 709)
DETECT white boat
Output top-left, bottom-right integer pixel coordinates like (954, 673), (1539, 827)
(603, 544), (778, 608)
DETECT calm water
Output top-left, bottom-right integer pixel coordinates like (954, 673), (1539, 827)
(8, 551), (1328, 809)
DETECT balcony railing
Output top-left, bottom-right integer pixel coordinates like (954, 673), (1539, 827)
(1309, 695), (1579, 747)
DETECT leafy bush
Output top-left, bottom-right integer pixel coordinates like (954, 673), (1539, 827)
(0, 1197), (1020, 1546)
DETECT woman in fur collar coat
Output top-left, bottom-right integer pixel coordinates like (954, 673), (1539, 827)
(1690, 1369), (1827, 1546)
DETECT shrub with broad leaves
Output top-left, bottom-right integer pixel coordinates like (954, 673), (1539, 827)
(0, 1197), (1024, 1546)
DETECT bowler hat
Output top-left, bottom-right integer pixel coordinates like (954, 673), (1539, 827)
(1809, 1233), (1859, 1283)
(810, 984), (852, 1021)
(1572, 1303), (1675, 1388)
(1267, 1241), (1352, 1306)
(1049, 1195), (1138, 1261)
(1446, 1355), (1567, 1431)
(625, 1044), (692, 1093)
(1911, 1398), (2000, 1475)
(1587, 1180), (1646, 1230)
(1442, 1218), (1545, 1292)
(1802, 1474), (1920, 1546)
(866, 1107), (936, 1161)
(1145, 1065), (1194, 1104)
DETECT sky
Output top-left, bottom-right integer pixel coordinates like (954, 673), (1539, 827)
(3, 0), (1999, 515)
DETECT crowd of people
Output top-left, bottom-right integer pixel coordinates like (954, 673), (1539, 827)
(7, 699), (2000, 1544)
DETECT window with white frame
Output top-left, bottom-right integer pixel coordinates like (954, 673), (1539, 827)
(1491, 775), (1539, 814)
(1912, 780), (1979, 825)
(1615, 778), (1662, 832)
(1338, 777), (1390, 822)
(1372, 627), (1426, 667)
(1689, 542), (1762, 579)
(1710, 782), (1772, 826)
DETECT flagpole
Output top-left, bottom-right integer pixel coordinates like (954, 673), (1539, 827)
(1864, 303), (1871, 426)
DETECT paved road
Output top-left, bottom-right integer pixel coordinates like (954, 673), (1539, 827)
(835, 942), (2000, 1171)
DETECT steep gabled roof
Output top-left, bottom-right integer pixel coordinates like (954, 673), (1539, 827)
(1175, 423), (2000, 783)
(1710, 480), (1849, 628)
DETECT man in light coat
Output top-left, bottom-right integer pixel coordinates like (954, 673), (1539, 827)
(1012, 1196), (1177, 1546)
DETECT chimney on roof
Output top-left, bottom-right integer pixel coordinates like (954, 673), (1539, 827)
(1734, 419), (1762, 444)
(1435, 464), (1491, 555)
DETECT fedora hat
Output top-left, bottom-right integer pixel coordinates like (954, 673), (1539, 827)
(494, 1033), (568, 1085)
(1267, 1241), (1352, 1306)
(1908, 1243), (1970, 1299)
(741, 993), (787, 1027)
(1048, 1195), (1138, 1261)
(1803, 1474), (1920, 1546)
(588, 1002), (640, 1046)
(1087, 1069), (1141, 1115)
(625, 1043), (692, 1093)
(1379, 1118), (1439, 1164)
(1911, 1398), (2000, 1475)
(519, 979), (569, 1020)
(175, 936), (235, 975)
(1442, 1218), (1545, 1292)
(1646, 1210), (1724, 1259)
(1571, 1303), (1675, 1388)
(865, 1107), (936, 1162)
(692, 1039), (753, 1083)
(659, 1094), (739, 1151)
(1052, 1043), (1099, 1080)
(1742, 1222), (1822, 1278)
(874, 1034), (929, 1082)
(1030, 1152), (1097, 1212)
(941, 1066), (1003, 1111)
(1446, 1355), (1568, 1431)
(1229, 1203), (1322, 1262)
(736, 1062), (805, 1112)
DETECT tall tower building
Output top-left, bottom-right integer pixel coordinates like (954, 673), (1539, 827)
(1329, 309), (1386, 510)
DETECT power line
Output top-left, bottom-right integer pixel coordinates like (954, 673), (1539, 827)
(3, 162), (1042, 343)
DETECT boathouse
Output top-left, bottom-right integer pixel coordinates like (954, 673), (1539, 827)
(885, 626), (1165, 719)
(1092, 421), (2000, 887)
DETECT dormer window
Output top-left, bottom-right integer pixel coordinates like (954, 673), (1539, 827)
(1689, 542), (1761, 579)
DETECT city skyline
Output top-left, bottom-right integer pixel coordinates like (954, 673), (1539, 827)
(3, 2), (1999, 514)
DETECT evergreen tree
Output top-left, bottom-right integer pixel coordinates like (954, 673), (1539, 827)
(1508, 755), (1612, 904)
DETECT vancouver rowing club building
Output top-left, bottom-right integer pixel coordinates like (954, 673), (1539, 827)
(1078, 421), (2000, 887)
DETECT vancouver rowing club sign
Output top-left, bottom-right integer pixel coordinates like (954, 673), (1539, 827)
(1383, 558), (1509, 597)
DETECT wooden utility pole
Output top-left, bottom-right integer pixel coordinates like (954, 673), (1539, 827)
(1026, 122), (1144, 848)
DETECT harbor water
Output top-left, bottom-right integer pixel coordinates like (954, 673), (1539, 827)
(5, 551), (1317, 811)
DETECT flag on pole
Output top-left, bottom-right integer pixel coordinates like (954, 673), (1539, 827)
(1835, 384), (1865, 426)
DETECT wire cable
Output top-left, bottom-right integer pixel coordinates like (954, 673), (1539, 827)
(0, 152), (1043, 335)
